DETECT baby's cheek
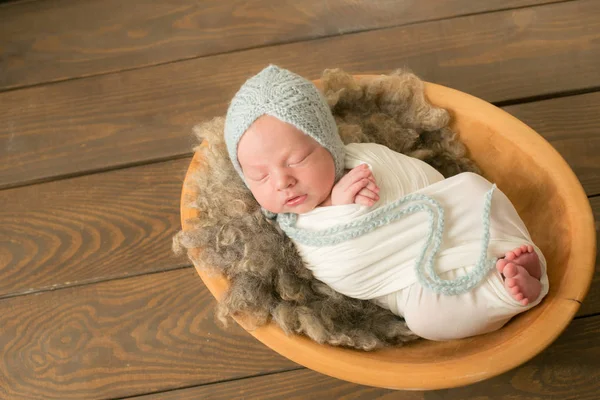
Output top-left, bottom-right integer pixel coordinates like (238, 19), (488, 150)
(247, 185), (265, 204)
(254, 187), (281, 213)
(318, 171), (336, 200)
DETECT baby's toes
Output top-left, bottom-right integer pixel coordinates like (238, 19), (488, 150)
(505, 249), (520, 260)
(503, 263), (518, 278)
(521, 245), (529, 253)
(521, 298), (530, 306)
(496, 258), (509, 273)
(514, 292), (524, 301)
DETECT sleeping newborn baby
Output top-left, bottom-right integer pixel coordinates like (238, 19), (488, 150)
(224, 65), (549, 341)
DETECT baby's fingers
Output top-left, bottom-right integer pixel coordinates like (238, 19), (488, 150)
(347, 164), (372, 179)
(347, 178), (372, 198)
(349, 165), (378, 189)
(357, 166), (377, 186)
(357, 187), (379, 201)
(355, 194), (377, 207)
(364, 179), (379, 194)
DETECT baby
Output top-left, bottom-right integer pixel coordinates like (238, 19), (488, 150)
(224, 65), (549, 341)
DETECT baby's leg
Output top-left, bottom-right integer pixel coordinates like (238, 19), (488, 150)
(496, 245), (542, 306)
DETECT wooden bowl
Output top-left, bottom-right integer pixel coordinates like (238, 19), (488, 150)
(180, 77), (596, 390)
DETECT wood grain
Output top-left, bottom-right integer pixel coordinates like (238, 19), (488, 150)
(135, 315), (600, 399)
(1, 1), (598, 398)
(0, 158), (191, 298)
(0, 0), (562, 90)
(504, 92), (600, 196)
(0, 268), (297, 400)
(0, 255), (595, 400)
(1, 155), (598, 313)
(136, 369), (423, 399)
(2, 0), (600, 189)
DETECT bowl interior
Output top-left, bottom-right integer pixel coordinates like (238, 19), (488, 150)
(181, 77), (595, 389)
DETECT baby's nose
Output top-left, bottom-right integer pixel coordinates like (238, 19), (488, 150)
(274, 172), (296, 190)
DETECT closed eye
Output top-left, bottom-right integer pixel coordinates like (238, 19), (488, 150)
(288, 152), (311, 167)
(248, 173), (268, 182)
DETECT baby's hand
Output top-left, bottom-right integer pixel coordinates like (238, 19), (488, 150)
(330, 164), (380, 206)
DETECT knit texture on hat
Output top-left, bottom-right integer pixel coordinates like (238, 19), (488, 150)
(225, 65), (345, 184)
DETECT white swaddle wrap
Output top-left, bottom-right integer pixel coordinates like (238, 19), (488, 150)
(290, 143), (549, 340)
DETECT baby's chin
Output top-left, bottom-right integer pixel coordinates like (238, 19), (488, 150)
(286, 206), (316, 214)
(266, 206), (314, 215)
(263, 200), (319, 215)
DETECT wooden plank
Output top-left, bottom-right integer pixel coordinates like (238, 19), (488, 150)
(2, 0), (600, 189)
(0, 250), (596, 400)
(1, 155), (598, 313)
(136, 368), (422, 399)
(135, 315), (600, 399)
(0, 158), (191, 299)
(503, 92), (600, 196)
(0, 268), (297, 400)
(0, 0), (562, 90)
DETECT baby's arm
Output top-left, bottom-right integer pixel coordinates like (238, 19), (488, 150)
(329, 164), (380, 206)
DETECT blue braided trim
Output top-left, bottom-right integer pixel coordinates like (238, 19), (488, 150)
(278, 185), (497, 295)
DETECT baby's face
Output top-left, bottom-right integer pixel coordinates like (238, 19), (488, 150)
(237, 115), (336, 214)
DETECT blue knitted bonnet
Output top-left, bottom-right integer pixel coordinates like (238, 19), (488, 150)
(224, 65), (345, 185)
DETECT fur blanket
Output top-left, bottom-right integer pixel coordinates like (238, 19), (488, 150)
(173, 69), (479, 350)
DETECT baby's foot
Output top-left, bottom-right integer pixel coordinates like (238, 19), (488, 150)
(501, 263), (542, 306)
(496, 244), (541, 280)
(504, 245), (541, 279)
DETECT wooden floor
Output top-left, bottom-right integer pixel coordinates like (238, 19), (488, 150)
(1, 0), (599, 398)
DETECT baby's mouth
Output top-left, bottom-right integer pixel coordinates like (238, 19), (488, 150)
(285, 194), (307, 206)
